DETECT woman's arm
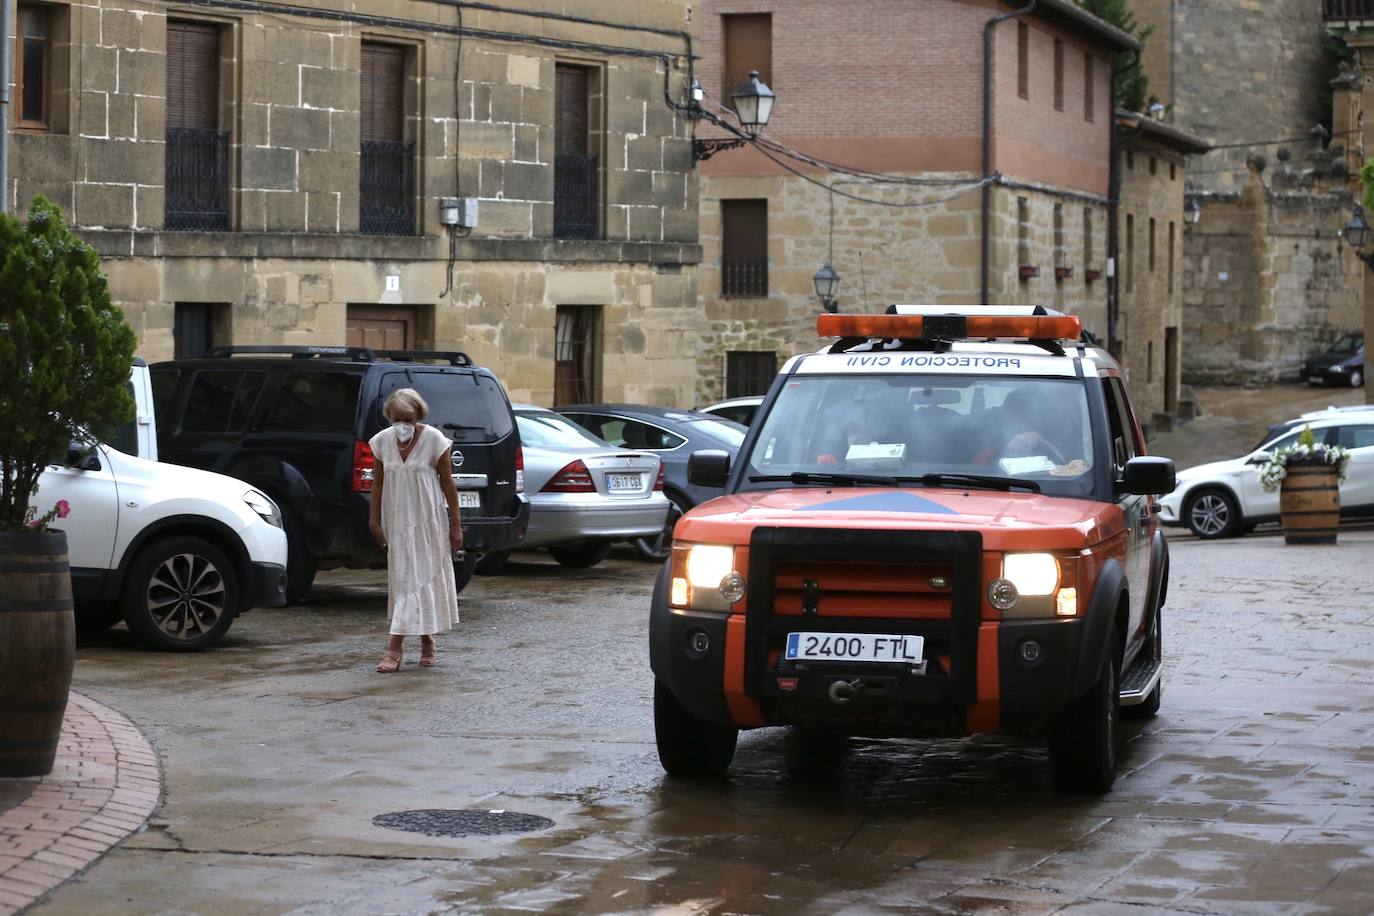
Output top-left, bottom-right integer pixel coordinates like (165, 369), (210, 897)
(368, 462), (387, 549)
(436, 450), (463, 552)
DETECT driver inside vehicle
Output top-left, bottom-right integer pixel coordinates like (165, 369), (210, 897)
(975, 386), (1088, 476)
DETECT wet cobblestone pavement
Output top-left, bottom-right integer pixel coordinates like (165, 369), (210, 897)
(23, 524), (1374, 915)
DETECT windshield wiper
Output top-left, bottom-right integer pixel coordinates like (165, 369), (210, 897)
(443, 422), (490, 432)
(904, 473), (1041, 493)
(749, 472), (899, 487)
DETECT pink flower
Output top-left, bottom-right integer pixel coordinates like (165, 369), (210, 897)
(27, 518), (40, 527)
(56, 500), (70, 519)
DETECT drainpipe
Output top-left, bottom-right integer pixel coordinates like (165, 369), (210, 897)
(1, 0), (10, 214)
(1106, 49), (1141, 357)
(981, 0), (1037, 305)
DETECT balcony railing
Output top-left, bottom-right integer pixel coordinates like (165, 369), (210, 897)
(360, 140), (416, 236)
(165, 128), (231, 231)
(554, 153), (598, 240)
(1323, 0), (1374, 20)
(721, 257), (769, 297)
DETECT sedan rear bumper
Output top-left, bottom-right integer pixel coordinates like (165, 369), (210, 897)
(522, 495), (669, 548)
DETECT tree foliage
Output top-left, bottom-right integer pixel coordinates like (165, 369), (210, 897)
(1076, 0), (1154, 113)
(0, 197), (136, 531)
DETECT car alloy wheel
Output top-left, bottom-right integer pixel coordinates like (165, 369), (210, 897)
(1350, 369), (1364, 388)
(146, 552), (227, 639)
(1187, 491), (1235, 538)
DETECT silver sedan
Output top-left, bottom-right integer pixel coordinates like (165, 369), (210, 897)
(511, 406), (669, 568)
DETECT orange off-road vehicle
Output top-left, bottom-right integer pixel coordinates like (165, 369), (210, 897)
(650, 307), (1175, 793)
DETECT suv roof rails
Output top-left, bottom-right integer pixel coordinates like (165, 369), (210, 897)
(202, 345), (472, 366)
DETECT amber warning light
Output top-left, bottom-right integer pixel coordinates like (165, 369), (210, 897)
(817, 313), (1082, 341)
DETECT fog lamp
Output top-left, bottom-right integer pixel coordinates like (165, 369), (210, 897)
(1019, 639), (1042, 665)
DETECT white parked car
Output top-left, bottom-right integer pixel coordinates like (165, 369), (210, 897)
(698, 396), (764, 427)
(31, 361), (288, 649)
(1159, 413), (1374, 538)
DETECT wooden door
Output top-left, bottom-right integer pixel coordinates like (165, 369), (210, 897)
(347, 306), (415, 350)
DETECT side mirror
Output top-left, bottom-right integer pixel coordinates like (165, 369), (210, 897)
(1120, 456), (1175, 496)
(1245, 452), (1269, 466)
(66, 446), (101, 472)
(688, 450), (732, 489)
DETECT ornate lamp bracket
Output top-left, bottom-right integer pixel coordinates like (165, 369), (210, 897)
(693, 138), (746, 162)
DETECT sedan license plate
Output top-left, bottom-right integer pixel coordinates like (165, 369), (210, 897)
(458, 491), (481, 510)
(606, 473), (642, 492)
(785, 632), (923, 664)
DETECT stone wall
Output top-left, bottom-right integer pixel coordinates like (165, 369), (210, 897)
(695, 172), (1109, 403)
(6, 0), (705, 407)
(1181, 164), (1364, 385)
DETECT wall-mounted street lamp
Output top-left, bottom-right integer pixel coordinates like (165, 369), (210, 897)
(692, 69), (776, 162)
(813, 263), (840, 313)
(1184, 197), (1201, 226)
(1343, 204), (1374, 264)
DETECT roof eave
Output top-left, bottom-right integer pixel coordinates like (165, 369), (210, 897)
(1115, 110), (1213, 155)
(1035, 0), (1142, 53)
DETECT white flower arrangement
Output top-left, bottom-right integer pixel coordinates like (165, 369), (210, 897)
(1259, 425), (1350, 493)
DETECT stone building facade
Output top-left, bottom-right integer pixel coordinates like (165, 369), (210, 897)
(1116, 113), (1209, 431)
(5, 0), (702, 406)
(692, 0), (1136, 404)
(1135, 0), (1364, 385)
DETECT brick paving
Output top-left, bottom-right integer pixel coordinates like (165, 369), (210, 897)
(0, 693), (160, 915)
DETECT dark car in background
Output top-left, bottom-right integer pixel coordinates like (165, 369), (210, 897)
(151, 346), (528, 599)
(1303, 332), (1364, 387)
(555, 404), (747, 560)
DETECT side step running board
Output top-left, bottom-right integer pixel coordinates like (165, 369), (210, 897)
(1118, 657), (1161, 706)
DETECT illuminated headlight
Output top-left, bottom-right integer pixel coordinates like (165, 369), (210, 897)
(243, 490), (283, 528)
(1003, 553), (1059, 596)
(671, 544), (746, 611)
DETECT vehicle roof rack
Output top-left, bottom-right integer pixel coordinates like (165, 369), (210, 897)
(201, 345), (472, 366)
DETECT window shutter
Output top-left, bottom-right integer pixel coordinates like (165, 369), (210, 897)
(166, 21), (220, 130)
(361, 43), (405, 142)
(555, 65), (589, 156)
(722, 13), (771, 97)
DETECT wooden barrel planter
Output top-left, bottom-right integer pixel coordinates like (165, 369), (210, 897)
(0, 530), (76, 777)
(1280, 462), (1341, 545)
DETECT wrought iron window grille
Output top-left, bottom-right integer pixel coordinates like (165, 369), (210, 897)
(360, 140), (416, 236)
(554, 153), (598, 240)
(165, 127), (231, 231)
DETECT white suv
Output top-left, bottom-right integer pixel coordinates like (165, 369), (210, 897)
(31, 360), (288, 650)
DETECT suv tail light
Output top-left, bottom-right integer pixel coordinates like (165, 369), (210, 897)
(653, 463), (665, 491)
(353, 441), (376, 492)
(516, 446), (525, 494)
(542, 459), (596, 493)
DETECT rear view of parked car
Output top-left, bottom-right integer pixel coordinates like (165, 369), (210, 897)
(152, 346), (528, 600)
(555, 405), (748, 560)
(498, 406), (668, 568)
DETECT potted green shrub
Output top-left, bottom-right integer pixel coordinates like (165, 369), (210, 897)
(0, 198), (135, 776)
(1259, 425), (1350, 545)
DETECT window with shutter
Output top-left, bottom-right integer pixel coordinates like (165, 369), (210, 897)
(726, 351), (777, 398)
(165, 21), (230, 230)
(555, 64), (598, 240)
(722, 14), (771, 98)
(1017, 23), (1029, 100)
(16, 5), (52, 130)
(1053, 40), (1064, 111)
(360, 42), (415, 236)
(721, 200), (768, 297)
(1084, 54), (1095, 122)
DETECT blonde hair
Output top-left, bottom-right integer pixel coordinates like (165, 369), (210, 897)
(383, 388), (429, 422)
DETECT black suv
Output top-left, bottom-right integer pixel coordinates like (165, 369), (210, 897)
(151, 346), (528, 599)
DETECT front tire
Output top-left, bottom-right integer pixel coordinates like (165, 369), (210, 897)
(121, 537), (239, 651)
(1184, 487), (1241, 539)
(548, 541), (612, 569)
(654, 681), (737, 778)
(1049, 630), (1119, 794)
(454, 552), (478, 593)
(280, 508), (317, 603)
(1350, 368), (1364, 388)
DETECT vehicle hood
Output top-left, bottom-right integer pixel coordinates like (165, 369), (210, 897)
(103, 446), (268, 499)
(676, 487), (1124, 550)
(1306, 352), (1361, 369)
(1175, 455), (1246, 482)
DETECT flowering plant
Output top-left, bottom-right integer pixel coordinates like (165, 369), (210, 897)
(23, 499), (71, 532)
(1258, 425), (1350, 492)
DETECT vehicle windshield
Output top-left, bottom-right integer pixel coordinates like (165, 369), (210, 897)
(742, 375), (1098, 498)
(516, 411), (609, 448)
(1328, 334), (1363, 354)
(377, 370), (514, 443)
(689, 417), (747, 448)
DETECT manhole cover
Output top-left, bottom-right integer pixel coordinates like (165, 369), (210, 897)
(371, 808), (554, 838)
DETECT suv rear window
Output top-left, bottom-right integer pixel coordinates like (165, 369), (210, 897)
(262, 371), (361, 433)
(376, 370), (513, 442)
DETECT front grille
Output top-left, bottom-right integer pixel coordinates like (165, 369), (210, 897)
(771, 560), (954, 619)
(746, 527), (983, 704)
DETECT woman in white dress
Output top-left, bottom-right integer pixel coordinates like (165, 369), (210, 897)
(368, 388), (463, 672)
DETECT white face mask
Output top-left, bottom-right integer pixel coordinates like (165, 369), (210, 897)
(392, 421), (416, 444)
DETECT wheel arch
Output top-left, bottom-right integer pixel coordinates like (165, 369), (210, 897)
(110, 516), (253, 611)
(1073, 557), (1128, 697)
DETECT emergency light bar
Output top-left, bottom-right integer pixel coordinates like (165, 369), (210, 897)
(817, 312), (1082, 341)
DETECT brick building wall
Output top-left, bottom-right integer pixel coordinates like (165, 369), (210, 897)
(694, 0), (1128, 403)
(5, 0), (703, 407)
